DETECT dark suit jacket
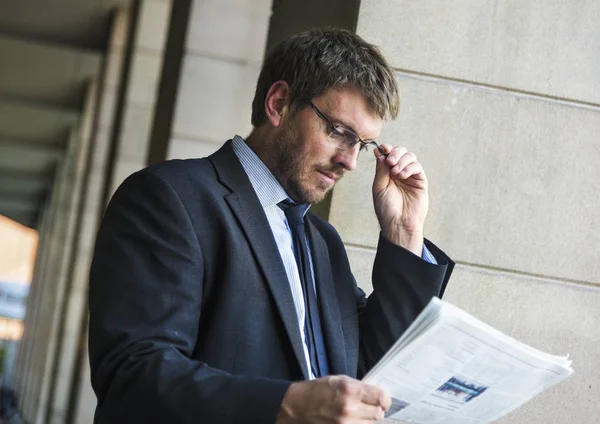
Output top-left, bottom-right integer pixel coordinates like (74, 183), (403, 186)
(88, 141), (454, 423)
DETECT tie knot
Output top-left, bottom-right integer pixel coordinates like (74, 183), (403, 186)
(278, 199), (309, 228)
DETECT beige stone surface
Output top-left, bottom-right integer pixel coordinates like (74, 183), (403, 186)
(170, 0), (271, 156)
(97, 90), (118, 129)
(118, 104), (153, 161)
(357, 0), (600, 104)
(90, 127), (112, 168)
(78, 210), (101, 258)
(125, 51), (163, 105)
(186, 0), (271, 62)
(136, 0), (172, 52)
(73, 347), (95, 424)
(83, 167), (106, 210)
(109, 7), (130, 50)
(167, 136), (223, 160)
(345, 246), (600, 423)
(104, 50), (125, 90)
(172, 55), (259, 141)
(47, 255), (90, 424)
(329, 74), (600, 284)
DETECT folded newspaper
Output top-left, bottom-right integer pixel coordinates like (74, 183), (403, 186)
(363, 297), (573, 423)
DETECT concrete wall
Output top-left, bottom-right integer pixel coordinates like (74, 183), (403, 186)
(108, 0), (172, 195)
(328, 1), (600, 422)
(166, 0), (272, 160)
(13, 79), (98, 423)
(12, 3), (172, 422)
(72, 2), (172, 422)
(43, 9), (132, 423)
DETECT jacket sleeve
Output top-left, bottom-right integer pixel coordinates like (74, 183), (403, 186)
(88, 169), (290, 424)
(357, 234), (454, 377)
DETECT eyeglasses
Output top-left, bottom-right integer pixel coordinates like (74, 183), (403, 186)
(302, 100), (384, 155)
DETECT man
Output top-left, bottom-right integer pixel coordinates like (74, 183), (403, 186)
(89, 29), (454, 423)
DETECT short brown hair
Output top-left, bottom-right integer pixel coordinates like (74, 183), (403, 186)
(251, 29), (400, 127)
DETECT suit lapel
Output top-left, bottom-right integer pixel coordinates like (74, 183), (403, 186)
(209, 142), (310, 380)
(306, 219), (347, 376)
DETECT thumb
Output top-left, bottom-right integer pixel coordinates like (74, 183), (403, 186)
(373, 148), (390, 193)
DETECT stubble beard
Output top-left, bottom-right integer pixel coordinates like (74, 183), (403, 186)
(271, 121), (331, 205)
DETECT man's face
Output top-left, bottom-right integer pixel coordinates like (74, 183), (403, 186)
(270, 87), (383, 204)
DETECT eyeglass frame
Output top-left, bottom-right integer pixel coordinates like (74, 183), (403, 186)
(301, 99), (385, 155)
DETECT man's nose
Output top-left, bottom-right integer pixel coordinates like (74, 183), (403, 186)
(334, 145), (360, 171)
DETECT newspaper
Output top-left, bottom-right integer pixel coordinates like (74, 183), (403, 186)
(363, 297), (573, 423)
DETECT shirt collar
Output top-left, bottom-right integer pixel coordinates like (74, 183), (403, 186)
(231, 135), (291, 209)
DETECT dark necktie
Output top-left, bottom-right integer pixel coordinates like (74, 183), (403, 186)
(278, 199), (329, 377)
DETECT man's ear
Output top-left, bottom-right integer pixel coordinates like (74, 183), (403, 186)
(264, 81), (291, 127)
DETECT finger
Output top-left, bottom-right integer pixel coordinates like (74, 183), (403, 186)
(378, 143), (393, 155)
(390, 152), (417, 176)
(339, 402), (385, 422)
(332, 375), (363, 398)
(358, 383), (389, 407)
(356, 404), (385, 422)
(373, 145), (405, 191)
(380, 391), (392, 412)
(393, 161), (426, 181)
(373, 151), (392, 192)
(384, 146), (408, 168)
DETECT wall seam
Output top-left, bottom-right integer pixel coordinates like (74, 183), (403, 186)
(344, 242), (600, 289)
(394, 68), (600, 112)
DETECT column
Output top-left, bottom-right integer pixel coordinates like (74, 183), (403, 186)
(166, 0), (272, 159)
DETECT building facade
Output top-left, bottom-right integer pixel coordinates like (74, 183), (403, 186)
(5, 0), (599, 422)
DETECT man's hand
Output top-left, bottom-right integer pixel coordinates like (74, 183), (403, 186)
(372, 144), (429, 256)
(277, 375), (391, 423)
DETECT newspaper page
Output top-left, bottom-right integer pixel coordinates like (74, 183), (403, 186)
(363, 298), (573, 423)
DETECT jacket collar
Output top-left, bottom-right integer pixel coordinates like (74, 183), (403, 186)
(209, 141), (310, 379)
(209, 140), (348, 378)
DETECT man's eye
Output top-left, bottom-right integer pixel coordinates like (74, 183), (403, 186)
(330, 126), (345, 139)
